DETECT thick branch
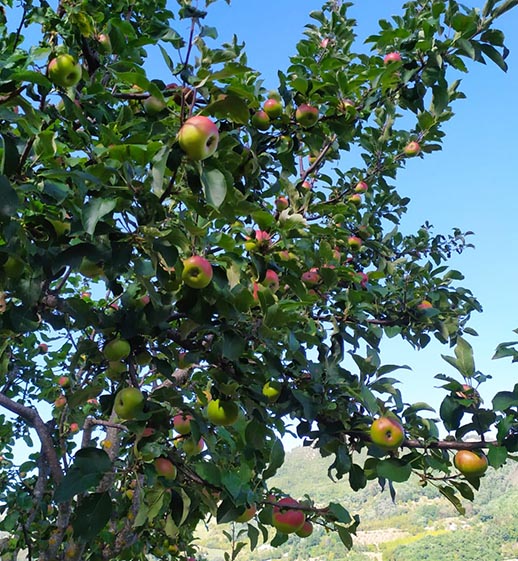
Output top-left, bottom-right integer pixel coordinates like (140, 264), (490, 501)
(0, 393), (63, 483)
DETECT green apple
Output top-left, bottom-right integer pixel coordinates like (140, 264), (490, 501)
(179, 436), (204, 456)
(262, 380), (282, 402)
(347, 236), (362, 251)
(263, 98), (283, 119)
(114, 387), (144, 419)
(370, 416), (405, 450)
(251, 110), (271, 131)
(47, 54), (82, 88)
(178, 115), (219, 160)
(206, 398), (239, 426)
(235, 504), (257, 523)
(103, 338), (131, 361)
(295, 104), (319, 128)
(154, 457), (177, 480)
(143, 95), (166, 115)
(272, 497), (305, 534)
(2, 256), (24, 278)
(182, 256), (213, 289)
(454, 450), (488, 477)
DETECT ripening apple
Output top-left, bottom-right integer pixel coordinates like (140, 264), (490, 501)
(295, 104), (319, 128)
(38, 343), (48, 354)
(454, 450), (488, 477)
(69, 422), (80, 434)
(301, 268), (320, 287)
(179, 436), (205, 456)
(262, 380), (282, 402)
(261, 269), (280, 292)
(272, 497), (306, 534)
(235, 504), (257, 523)
(103, 338), (131, 361)
(384, 52), (402, 64)
(178, 115), (219, 160)
(251, 110), (271, 131)
(417, 300), (433, 311)
(348, 193), (362, 206)
(404, 141), (421, 156)
(206, 398), (239, 426)
(275, 197), (289, 211)
(58, 376), (70, 388)
(263, 98), (283, 119)
(154, 457), (177, 480)
(54, 395), (67, 408)
(296, 520), (314, 538)
(370, 416), (405, 450)
(114, 387), (145, 419)
(182, 256), (213, 289)
(347, 236), (363, 251)
(173, 413), (193, 435)
(97, 33), (112, 54)
(354, 181), (368, 193)
(47, 54), (82, 88)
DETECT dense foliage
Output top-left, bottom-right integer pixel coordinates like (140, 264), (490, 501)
(1, 0), (518, 559)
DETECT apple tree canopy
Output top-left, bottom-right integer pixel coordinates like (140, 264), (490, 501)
(0, 0), (518, 559)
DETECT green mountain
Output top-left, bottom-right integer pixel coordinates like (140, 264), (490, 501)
(196, 445), (518, 561)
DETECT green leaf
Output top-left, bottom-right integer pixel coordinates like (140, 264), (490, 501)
(82, 198), (117, 236)
(201, 168), (227, 209)
(376, 458), (412, 483)
(454, 337), (475, 377)
(492, 390), (518, 411)
(336, 525), (353, 549)
(487, 443), (508, 468)
(327, 502), (352, 524)
(439, 395), (464, 431)
(438, 485), (465, 515)
(0, 175), (19, 217)
(262, 439), (285, 479)
(479, 42), (508, 71)
(72, 492), (112, 540)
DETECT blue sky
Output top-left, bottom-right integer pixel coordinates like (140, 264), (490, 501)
(201, 1), (518, 411)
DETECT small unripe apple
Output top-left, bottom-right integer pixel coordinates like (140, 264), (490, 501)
(348, 193), (362, 206)
(370, 416), (405, 450)
(178, 116), (219, 160)
(97, 33), (112, 54)
(47, 54), (82, 88)
(58, 376), (70, 388)
(263, 98), (283, 119)
(454, 449), (488, 477)
(272, 497), (306, 534)
(182, 256), (213, 289)
(69, 422), (80, 434)
(143, 95), (166, 115)
(404, 141), (421, 156)
(275, 196), (289, 211)
(262, 380), (282, 402)
(154, 457), (177, 480)
(54, 395), (67, 408)
(235, 504), (257, 523)
(295, 104), (319, 128)
(173, 413), (193, 435)
(384, 52), (402, 64)
(103, 338), (131, 361)
(347, 236), (363, 251)
(206, 398), (239, 426)
(180, 437), (204, 456)
(251, 110), (271, 131)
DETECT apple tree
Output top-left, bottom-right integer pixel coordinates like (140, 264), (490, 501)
(1, 0), (518, 559)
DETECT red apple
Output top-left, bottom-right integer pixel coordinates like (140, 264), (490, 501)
(370, 417), (405, 450)
(69, 422), (80, 434)
(178, 116), (219, 160)
(261, 269), (280, 292)
(38, 343), (49, 354)
(295, 104), (319, 128)
(58, 376), (70, 388)
(235, 504), (257, 523)
(272, 497), (305, 534)
(296, 520), (313, 538)
(301, 268), (320, 286)
(384, 52), (402, 64)
(182, 256), (213, 289)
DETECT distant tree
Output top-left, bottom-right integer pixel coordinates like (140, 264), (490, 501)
(1, 0), (518, 559)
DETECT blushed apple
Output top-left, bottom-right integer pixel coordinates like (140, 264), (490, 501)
(347, 236), (363, 251)
(263, 98), (283, 119)
(404, 141), (421, 156)
(251, 110), (271, 131)
(173, 413), (193, 435)
(296, 520), (313, 538)
(235, 504), (257, 523)
(272, 497), (306, 534)
(295, 104), (319, 128)
(47, 54), (82, 88)
(454, 449), (488, 477)
(384, 52), (402, 64)
(370, 416), (405, 450)
(261, 269), (280, 292)
(154, 457), (177, 480)
(178, 115), (219, 160)
(354, 181), (368, 193)
(182, 256), (213, 289)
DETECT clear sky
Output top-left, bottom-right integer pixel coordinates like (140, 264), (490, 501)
(200, 0), (518, 412)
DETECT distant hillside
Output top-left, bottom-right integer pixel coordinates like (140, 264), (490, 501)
(196, 445), (518, 561)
